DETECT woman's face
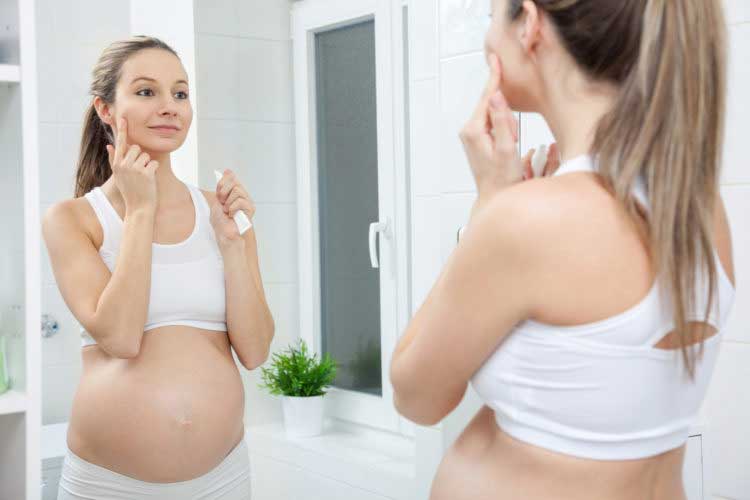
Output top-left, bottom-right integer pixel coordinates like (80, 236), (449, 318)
(484, 0), (543, 112)
(102, 48), (193, 154)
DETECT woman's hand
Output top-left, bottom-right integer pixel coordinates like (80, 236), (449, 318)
(521, 142), (562, 179)
(210, 169), (256, 248)
(106, 117), (160, 214)
(459, 53), (525, 199)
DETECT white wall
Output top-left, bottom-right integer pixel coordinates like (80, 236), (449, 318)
(417, 1), (750, 499)
(193, 0), (297, 428)
(37, 0), (131, 425)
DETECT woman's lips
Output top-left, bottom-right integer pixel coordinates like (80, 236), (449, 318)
(150, 126), (179, 133)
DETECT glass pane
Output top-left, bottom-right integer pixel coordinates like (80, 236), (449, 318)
(315, 20), (382, 396)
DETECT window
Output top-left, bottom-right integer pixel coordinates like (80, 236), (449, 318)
(292, 0), (411, 433)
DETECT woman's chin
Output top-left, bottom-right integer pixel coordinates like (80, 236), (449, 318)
(139, 140), (183, 156)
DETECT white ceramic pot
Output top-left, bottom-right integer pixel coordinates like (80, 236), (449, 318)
(281, 395), (325, 438)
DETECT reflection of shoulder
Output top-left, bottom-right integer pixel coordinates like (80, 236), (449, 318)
(68, 196), (101, 244)
(44, 197), (97, 247)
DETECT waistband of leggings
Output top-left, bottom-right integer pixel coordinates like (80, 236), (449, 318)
(64, 437), (249, 490)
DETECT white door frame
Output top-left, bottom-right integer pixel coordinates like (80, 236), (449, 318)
(292, 0), (411, 433)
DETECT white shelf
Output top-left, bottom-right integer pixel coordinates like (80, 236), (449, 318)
(0, 64), (21, 83)
(0, 389), (27, 416)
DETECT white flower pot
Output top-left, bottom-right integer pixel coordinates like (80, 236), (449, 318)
(281, 395), (325, 438)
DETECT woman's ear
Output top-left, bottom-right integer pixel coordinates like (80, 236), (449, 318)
(519, 0), (542, 55)
(93, 96), (114, 127)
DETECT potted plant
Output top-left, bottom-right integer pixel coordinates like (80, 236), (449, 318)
(259, 339), (337, 438)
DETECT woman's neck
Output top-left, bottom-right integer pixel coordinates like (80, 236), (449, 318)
(538, 68), (619, 164)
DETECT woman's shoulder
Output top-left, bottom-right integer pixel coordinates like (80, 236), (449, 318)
(486, 174), (639, 278)
(43, 196), (101, 250)
(488, 174), (616, 241)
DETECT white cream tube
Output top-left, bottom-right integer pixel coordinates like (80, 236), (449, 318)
(214, 170), (253, 236)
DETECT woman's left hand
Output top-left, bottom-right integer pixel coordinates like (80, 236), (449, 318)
(459, 53), (528, 199)
(210, 169), (256, 246)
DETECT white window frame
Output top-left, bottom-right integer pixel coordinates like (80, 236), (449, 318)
(292, 0), (412, 434)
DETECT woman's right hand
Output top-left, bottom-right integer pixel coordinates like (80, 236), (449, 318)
(521, 142), (561, 179)
(105, 117), (160, 213)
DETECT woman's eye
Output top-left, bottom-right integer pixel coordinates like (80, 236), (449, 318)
(176, 91), (189, 99)
(136, 88), (154, 97)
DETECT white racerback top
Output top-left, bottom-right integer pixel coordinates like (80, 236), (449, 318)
(80, 182), (227, 347)
(470, 155), (736, 460)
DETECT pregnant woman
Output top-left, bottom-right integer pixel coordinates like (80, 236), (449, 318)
(42, 36), (274, 499)
(391, 1), (736, 499)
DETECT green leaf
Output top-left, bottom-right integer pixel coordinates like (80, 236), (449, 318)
(258, 339), (338, 397)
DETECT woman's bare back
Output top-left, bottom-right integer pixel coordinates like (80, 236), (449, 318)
(430, 172), (735, 500)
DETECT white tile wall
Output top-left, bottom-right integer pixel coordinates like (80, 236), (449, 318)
(703, 342), (750, 499)
(235, 0), (292, 41)
(199, 120), (296, 203)
(195, 0), (292, 41)
(237, 39), (294, 122)
(724, 0), (750, 24)
(238, 122), (297, 203)
(194, 0), (241, 37)
(195, 35), (241, 120)
(439, 0), (491, 58)
(410, 79), (441, 197)
(409, 0), (439, 81)
(520, 112), (554, 155)
(721, 185), (749, 344)
(723, 23), (750, 185)
(439, 52), (488, 194)
(252, 202), (298, 284)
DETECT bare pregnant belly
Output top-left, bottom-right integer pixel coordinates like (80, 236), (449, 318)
(430, 407), (687, 500)
(66, 326), (246, 483)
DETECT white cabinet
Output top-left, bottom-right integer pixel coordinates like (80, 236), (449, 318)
(0, 0), (42, 498)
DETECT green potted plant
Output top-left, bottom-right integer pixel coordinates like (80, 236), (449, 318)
(259, 339), (337, 438)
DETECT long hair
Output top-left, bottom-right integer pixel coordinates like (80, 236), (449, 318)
(73, 36), (179, 198)
(509, 0), (728, 377)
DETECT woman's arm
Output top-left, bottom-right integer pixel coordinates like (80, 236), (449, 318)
(219, 229), (275, 370)
(389, 188), (539, 425)
(42, 202), (156, 358)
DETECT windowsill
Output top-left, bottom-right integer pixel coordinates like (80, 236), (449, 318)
(245, 417), (417, 498)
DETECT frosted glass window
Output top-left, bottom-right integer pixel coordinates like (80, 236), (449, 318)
(315, 21), (382, 396)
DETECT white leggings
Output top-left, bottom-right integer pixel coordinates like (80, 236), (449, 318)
(57, 438), (251, 500)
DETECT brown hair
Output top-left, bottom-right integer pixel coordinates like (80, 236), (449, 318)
(509, 0), (728, 377)
(73, 35), (180, 198)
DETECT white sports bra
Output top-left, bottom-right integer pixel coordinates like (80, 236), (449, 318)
(470, 155), (736, 460)
(80, 182), (227, 347)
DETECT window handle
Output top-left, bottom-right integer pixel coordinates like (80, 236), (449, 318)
(369, 219), (390, 268)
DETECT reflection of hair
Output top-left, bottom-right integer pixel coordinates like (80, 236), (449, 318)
(73, 36), (180, 198)
(509, 1), (728, 377)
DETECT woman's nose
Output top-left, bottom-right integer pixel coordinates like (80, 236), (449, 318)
(158, 96), (180, 115)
